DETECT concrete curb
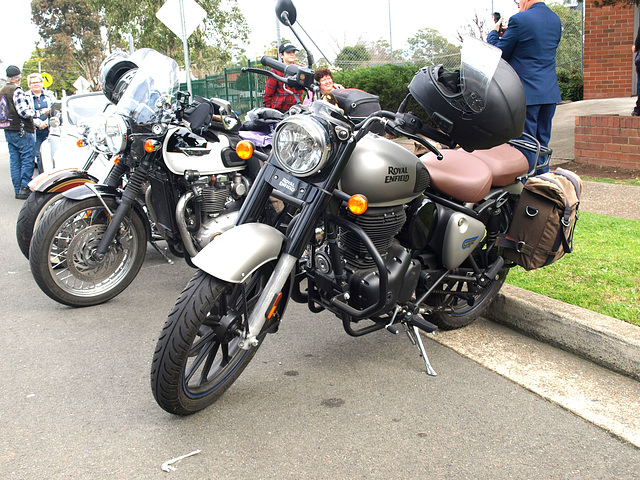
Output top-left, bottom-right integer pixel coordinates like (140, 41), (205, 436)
(485, 284), (640, 381)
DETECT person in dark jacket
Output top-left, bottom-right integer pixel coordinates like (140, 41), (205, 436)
(632, 23), (640, 116)
(0, 65), (35, 199)
(487, 0), (561, 174)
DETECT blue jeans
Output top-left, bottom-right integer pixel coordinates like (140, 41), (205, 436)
(4, 129), (35, 193)
(518, 103), (556, 175)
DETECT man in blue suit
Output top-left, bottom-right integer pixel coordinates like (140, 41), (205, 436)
(487, 0), (561, 174)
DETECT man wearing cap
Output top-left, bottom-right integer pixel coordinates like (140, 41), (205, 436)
(263, 43), (304, 112)
(0, 65), (36, 199)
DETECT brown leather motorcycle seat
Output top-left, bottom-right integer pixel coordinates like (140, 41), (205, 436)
(470, 144), (529, 186)
(421, 149), (492, 203)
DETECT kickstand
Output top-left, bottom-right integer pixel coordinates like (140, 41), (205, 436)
(150, 241), (174, 264)
(406, 325), (437, 376)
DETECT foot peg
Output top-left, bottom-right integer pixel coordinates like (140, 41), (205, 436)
(151, 241), (174, 264)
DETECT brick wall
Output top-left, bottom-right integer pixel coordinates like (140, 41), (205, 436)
(583, 3), (636, 99)
(574, 115), (640, 170)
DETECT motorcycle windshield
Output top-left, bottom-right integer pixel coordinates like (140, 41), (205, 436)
(115, 49), (180, 124)
(460, 36), (502, 113)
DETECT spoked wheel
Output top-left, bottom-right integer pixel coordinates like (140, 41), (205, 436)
(29, 196), (147, 307)
(151, 264), (284, 415)
(16, 191), (62, 259)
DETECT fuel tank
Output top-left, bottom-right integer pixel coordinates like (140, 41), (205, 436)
(162, 126), (245, 176)
(339, 134), (430, 207)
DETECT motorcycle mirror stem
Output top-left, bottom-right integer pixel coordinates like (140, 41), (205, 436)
(275, 0), (315, 68)
(276, 0), (297, 25)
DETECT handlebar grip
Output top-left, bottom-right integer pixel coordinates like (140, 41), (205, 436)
(260, 55), (284, 71)
(260, 55), (300, 76)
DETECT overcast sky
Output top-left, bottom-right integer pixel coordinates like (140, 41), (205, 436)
(1, 0), (520, 75)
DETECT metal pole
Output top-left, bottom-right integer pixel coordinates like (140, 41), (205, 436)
(179, 0), (192, 96)
(388, 0), (393, 63)
(248, 59), (254, 110)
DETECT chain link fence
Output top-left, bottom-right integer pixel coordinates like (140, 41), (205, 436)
(182, 3), (584, 115)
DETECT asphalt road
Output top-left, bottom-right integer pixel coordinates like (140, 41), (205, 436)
(1, 145), (639, 479)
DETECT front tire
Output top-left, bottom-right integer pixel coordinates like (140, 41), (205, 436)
(151, 265), (283, 415)
(16, 191), (61, 259)
(29, 196), (147, 307)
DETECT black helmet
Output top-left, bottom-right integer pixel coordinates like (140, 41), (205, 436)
(99, 52), (138, 105)
(408, 59), (525, 151)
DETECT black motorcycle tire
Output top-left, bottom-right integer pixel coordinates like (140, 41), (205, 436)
(429, 268), (508, 330)
(29, 196), (147, 307)
(151, 265), (282, 415)
(16, 191), (62, 259)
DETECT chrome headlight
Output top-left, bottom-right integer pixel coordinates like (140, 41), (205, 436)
(273, 115), (331, 177)
(105, 115), (128, 154)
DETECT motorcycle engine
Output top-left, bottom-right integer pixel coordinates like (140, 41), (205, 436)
(199, 173), (249, 216)
(339, 205), (406, 271)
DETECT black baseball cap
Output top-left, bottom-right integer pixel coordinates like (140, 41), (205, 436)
(279, 43), (298, 54)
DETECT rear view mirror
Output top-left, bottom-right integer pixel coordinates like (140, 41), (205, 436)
(275, 0), (296, 25)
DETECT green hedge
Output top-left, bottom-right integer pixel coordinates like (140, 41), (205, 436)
(332, 63), (584, 126)
(333, 64), (431, 125)
(557, 68), (584, 102)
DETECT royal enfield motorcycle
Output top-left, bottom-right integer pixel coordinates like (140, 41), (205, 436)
(29, 48), (258, 307)
(150, 0), (553, 415)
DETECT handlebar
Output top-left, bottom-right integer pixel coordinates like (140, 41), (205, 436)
(260, 56), (300, 77)
(242, 56), (315, 92)
(354, 111), (447, 160)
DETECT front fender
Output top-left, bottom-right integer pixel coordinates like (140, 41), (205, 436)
(192, 223), (286, 283)
(28, 168), (99, 194)
(62, 183), (120, 201)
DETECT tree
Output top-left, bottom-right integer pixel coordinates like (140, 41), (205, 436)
(550, 3), (583, 71)
(31, 0), (105, 91)
(456, 12), (490, 42)
(364, 38), (405, 65)
(21, 48), (76, 97)
(91, 0), (250, 75)
(335, 44), (371, 70)
(406, 28), (461, 68)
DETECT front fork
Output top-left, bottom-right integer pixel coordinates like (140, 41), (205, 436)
(93, 155), (151, 261)
(238, 253), (298, 349)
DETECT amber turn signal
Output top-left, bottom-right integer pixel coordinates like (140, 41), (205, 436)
(347, 194), (368, 215)
(76, 139), (84, 148)
(267, 292), (283, 320)
(236, 140), (254, 160)
(144, 139), (160, 153)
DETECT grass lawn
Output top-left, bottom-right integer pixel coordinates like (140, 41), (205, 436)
(580, 175), (640, 187)
(506, 211), (640, 327)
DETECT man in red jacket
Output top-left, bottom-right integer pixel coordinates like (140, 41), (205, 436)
(263, 43), (304, 112)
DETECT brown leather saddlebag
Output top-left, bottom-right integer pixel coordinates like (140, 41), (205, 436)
(499, 168), (583, 270)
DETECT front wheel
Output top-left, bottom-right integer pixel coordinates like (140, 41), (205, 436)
(16, 191), (61, 259)
(29, 196), (147, 307)
(151, 264), (283, 415)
